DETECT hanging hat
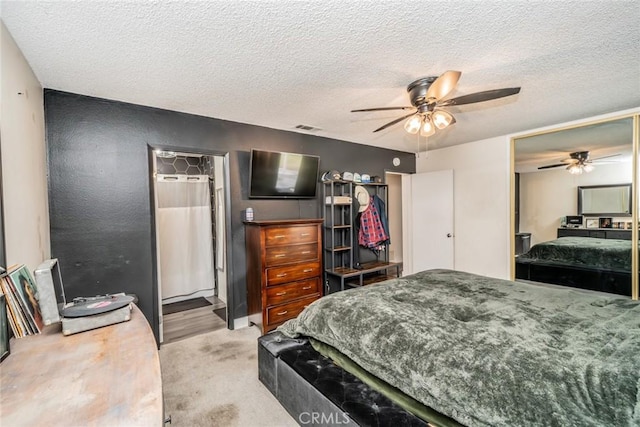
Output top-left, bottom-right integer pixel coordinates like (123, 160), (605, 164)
(354, 185), (370, 212)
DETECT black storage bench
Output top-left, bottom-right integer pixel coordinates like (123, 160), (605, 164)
(258, 331), (427, 427)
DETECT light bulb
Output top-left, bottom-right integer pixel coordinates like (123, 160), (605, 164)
(568, 164), (583, 175)
(404, 115), (422, 134)
(420, 117), (436, 137)
(583, 163), (594, 173)
(432, 110), (454, 130)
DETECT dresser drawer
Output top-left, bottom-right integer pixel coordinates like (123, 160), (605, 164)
(265, 225), (318, 246)
(267, 261), (321, 286)
(265, 243), (318, 267)
(266, 294), (319, 326)
(266, 278), (320, 306)
(606, 230), (631, 240)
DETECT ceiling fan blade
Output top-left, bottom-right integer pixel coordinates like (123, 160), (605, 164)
(439, 87), (521, 106)
(351, 106), (414, 112)
(538, 163), (567, 170)
(373, 112), (416, 133)
(426, 70), (461, 101)
(592, 153), (621, 161)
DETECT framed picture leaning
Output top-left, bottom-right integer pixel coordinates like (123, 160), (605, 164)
(0, 294), (9, 363)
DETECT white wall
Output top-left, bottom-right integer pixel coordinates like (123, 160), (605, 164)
(0, 21), (50, 271)
(214, 155), (227, 304)
(416, 136), (511, 279)
(520, 162), (633, 245)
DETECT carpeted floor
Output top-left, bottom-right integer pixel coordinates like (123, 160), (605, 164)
(159, 325), (297, 427)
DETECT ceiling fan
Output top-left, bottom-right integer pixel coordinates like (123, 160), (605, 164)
(351, 70), (521, 136)
(538, 151), (620, 174)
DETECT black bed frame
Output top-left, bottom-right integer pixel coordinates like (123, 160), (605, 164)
(515, 258), (632, 296)
(258, 332), (432, 427)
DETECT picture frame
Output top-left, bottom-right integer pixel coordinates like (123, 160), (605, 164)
(0, 294), (10, 363)
(599, 217), (612, 228)
(585, 218), (599, 229)
(8, 265), (44, 331)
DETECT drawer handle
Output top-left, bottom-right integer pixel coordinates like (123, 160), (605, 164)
(276, 310), (288, 316)
(274, 254), (286, 258)
(276, 291), (287, 296)
(276, 273), (287, 278)
(303, 269), (313, 273)
(274, 235), (285, 239)
(300, 233), (310, 236)
(302, 286), (312, 290)
(301, 251), (311, 254)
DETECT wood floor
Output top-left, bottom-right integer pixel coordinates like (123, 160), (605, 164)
(162, 296), (227, 344)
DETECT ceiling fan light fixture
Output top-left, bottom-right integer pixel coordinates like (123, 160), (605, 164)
(567, 164), (583, 175)
(420, 116), (436, 137)
(432, 110), (454, 130)
(583, 163), (594, 173)
(404, 114), (422, 134)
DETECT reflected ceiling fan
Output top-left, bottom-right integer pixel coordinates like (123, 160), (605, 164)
(538, 151), (620, 174)
(351, 70), (521, 136)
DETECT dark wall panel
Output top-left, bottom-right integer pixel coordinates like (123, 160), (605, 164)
(44, 90), (415, 342)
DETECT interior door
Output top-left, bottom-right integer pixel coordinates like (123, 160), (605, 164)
(403, 169), (454, 274)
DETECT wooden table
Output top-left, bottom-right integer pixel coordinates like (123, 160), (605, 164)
(0, 304), (163, 426)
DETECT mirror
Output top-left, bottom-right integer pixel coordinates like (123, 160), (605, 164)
(513, 116), (637, 299)
(578, 184), (631, 216)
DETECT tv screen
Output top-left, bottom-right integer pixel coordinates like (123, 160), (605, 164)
(249, 149), (320, 198)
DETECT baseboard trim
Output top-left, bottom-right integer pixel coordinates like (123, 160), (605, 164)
(233, 316), (249, 329)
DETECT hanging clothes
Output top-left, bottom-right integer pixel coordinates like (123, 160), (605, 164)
(358, 195), (390, 249)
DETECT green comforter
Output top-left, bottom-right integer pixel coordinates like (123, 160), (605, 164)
(278, 269), (640, 427)
(518, 236), (631, 271)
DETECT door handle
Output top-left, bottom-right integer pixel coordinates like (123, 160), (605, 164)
(447, 233), (452, 238)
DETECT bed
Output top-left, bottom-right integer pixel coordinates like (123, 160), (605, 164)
(258, 269), (640, 427)
(515, 236), (633, 296)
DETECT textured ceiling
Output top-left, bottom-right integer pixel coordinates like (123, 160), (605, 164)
(1, 1), (639, 153)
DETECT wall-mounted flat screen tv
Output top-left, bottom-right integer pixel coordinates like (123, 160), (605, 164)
(249, 149), (320, 198)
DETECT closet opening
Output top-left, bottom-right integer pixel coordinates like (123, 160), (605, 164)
(151, 149), (230, 344)
(385, 171), (404, 270)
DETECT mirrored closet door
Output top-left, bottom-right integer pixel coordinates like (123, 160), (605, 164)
(512, 114), (638, 300)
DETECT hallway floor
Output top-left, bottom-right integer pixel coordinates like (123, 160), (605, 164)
(162, 296), (227, 344)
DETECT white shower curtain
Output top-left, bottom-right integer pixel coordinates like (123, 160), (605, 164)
(157, 175), (215, 301)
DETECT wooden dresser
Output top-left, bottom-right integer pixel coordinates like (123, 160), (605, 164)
(245, 219), (323, 333)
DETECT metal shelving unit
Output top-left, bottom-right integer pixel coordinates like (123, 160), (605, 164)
(322, 180), (400, 294)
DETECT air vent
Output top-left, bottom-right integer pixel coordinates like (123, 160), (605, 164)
(294, 124), (322, 132)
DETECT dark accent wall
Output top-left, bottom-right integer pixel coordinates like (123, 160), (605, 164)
(44, 90), (415, 343)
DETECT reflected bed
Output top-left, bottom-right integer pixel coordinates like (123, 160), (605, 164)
(515, 236), (633, 295)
